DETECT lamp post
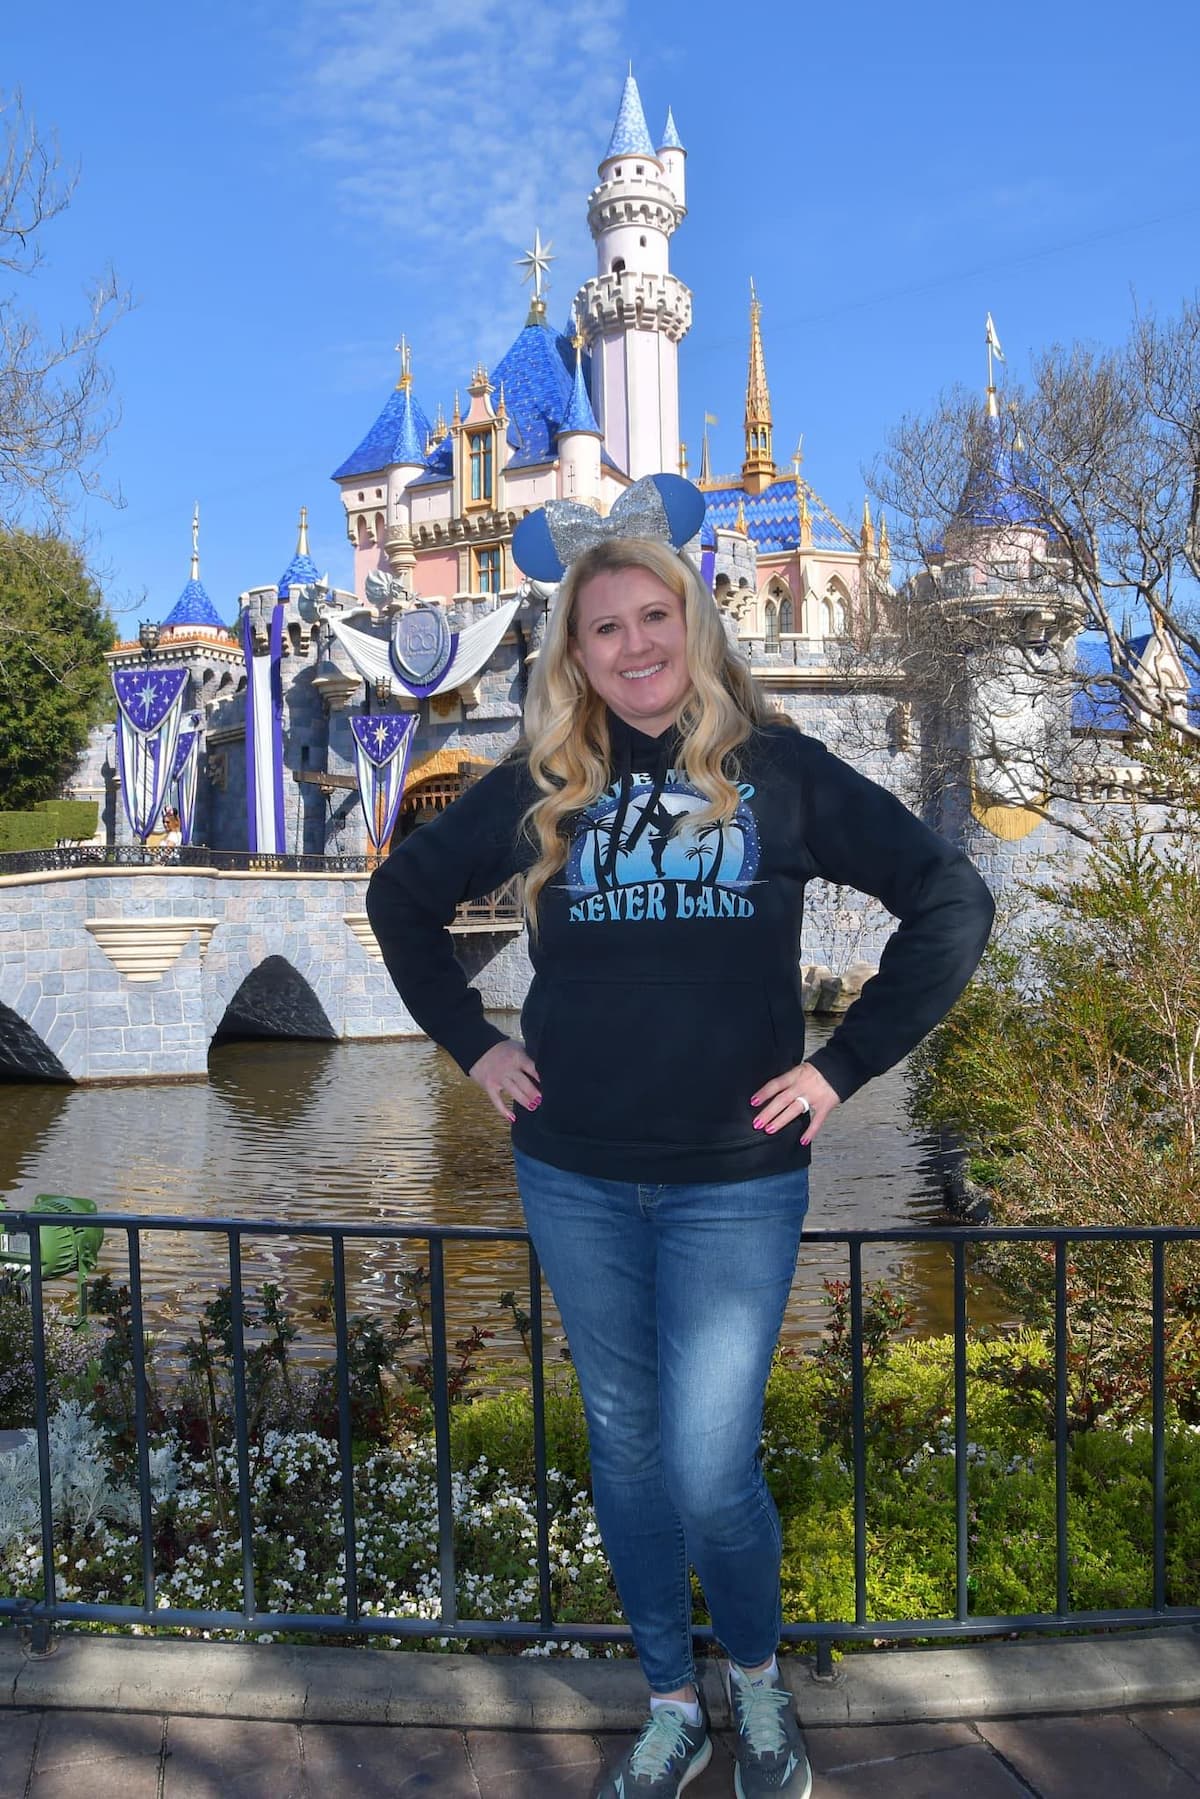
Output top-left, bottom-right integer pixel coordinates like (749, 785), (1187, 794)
(138, 621), (160, 658)
(373, 674), (393, 708)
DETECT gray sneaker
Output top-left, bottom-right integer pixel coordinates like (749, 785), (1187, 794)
(597, 1699), (713, 1796)
(726, 1666), (812, 1798)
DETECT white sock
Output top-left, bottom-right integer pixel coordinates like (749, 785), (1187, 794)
(730, 1654), (778, 1688)
(650, 1693), (703, 1728)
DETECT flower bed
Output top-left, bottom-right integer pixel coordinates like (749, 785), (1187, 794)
(2, 1277), (1198, 1651)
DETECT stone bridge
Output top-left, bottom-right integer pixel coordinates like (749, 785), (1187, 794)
(0, 864), (529, 1083)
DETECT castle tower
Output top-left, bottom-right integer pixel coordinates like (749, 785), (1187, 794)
(575, 72), (692, 480)
(742, 280), (775, 496)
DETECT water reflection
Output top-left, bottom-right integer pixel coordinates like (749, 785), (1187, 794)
(0, 1017), (1004, 1355)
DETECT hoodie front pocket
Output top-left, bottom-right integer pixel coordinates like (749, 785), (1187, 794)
(535, 978), (788, 1149)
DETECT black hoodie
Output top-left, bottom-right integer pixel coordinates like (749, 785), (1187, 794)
(366, 714), (995, 1185)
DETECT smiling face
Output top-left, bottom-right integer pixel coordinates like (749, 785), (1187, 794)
(570, 564), (692, 737)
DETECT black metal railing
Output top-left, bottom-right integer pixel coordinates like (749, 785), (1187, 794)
(0, 848), (524, 923)
(0, 846), (377, 875)
(3, 1215), (1199, 1667)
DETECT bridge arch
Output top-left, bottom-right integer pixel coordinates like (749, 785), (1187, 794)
(0, 1000), (71, 1082)
(211, 954), (337, 1047)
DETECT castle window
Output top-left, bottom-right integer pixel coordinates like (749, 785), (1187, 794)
(612, 257), (626, 275)
(764, 600), (779, 650)
(375, 488), (383, 499)
(476, 546), (502, 594)
(639, 235), (647, 247)
(469, 431), (493, 503)
(636, 164), (644, 174)
(779, 597), (794, 633)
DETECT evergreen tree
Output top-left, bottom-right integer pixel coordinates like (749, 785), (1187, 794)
(0, 529), (114, 808)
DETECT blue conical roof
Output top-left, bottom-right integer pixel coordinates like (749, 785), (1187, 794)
(955, 415), (1044, 529)
(559, 349), (601, 437)
(659, 107), (684, 151)
(277, 549), (320, 598)
(162, 578), (225, 631)
(332, 383), (434, 481)
(604, 73), (656, 162)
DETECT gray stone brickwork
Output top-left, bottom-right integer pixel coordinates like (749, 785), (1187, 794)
(0, 868), (524, 1083)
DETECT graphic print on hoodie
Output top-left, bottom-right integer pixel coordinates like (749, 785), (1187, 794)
(565, 766), (761, 924)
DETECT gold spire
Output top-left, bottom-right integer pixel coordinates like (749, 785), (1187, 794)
(734, 497), (747, 535)
(742, 277), (775, 496)
(571, 307), (586, 353)
(878, 510), (891, 575)
(496, 381), (508, 422)
(395, 334), (412, 391)
(452, 390), (462, 427)
(860, 497), (875, 557)
(297, 505), (309, 557)
(799, 487), (812, 549)
(678, 441), (688, 477)
(190, 502), (200, 582)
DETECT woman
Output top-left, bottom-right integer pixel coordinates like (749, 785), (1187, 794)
(367, 476), (994, 1799)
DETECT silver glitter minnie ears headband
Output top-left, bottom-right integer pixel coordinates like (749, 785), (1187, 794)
(511, 473), (707, 584)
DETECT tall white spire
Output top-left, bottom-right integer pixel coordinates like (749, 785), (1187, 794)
(574, 73), (692, 479)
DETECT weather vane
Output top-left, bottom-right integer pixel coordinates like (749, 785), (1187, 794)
(516, 229), (554, 303)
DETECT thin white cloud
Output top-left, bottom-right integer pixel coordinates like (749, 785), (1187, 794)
(283, 1), (631, 377)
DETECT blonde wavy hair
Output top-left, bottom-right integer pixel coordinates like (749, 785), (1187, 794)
(520, 536), (776, 927)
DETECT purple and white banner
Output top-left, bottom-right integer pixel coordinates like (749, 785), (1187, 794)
(243, 604), (286, 853)
(349, 712), (418, 854)
(171, 717), (201, 846)
(112, 665), (190, 841)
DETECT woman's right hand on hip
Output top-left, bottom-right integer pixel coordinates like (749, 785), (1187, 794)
(469, 1039), (542, 1123)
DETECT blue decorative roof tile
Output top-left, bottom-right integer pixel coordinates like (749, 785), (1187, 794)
(604, 73), (657, 162)
(659, 107), (683, 151)
(703, 480), (850, 554)
(332, 384), (433, 481)
(162, 579), (226, 632)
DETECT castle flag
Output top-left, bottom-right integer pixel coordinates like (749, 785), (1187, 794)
(349, 712), (418, 856)
(243, 604), (286, 854)
(111, 665), (189, 842)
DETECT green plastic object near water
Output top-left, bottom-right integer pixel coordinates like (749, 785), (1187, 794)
(0, 1193), (104, 1318)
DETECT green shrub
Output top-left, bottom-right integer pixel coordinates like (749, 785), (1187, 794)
(0, 811), (56, 853)
(35, 798), (99, 842)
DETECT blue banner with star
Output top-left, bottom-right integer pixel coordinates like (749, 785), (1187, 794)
(349, 712), (418, 855)
(112, 666), (189, 842)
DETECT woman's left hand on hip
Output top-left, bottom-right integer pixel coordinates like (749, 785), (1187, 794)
(751, 1061), (841, 1146)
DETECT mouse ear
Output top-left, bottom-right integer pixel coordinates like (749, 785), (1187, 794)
(511, 510), (567, 582)
(646, 474), (707, 548)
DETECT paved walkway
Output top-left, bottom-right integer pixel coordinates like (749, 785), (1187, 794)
(4, 1704), (1200, 1797)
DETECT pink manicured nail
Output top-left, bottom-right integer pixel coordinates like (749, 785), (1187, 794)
(753, 1117), (765, 1131)
(765, 1123), (778, 1135)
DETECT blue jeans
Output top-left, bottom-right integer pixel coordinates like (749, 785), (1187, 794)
(513, 1148), (809, 1693)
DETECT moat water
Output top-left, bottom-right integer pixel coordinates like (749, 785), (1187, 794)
(0, 1016), (1003, 1358)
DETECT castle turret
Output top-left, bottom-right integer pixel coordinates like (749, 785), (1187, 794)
(657, 106), (686, 210)
(575, 72), (692, 479)
(331, 337), (433, 594)
(557, 327), (603, 506)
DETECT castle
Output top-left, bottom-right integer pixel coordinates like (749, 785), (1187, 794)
(78, 71), (1193, 965)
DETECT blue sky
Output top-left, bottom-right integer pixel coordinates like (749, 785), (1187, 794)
(7, 0), (1197, 630)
